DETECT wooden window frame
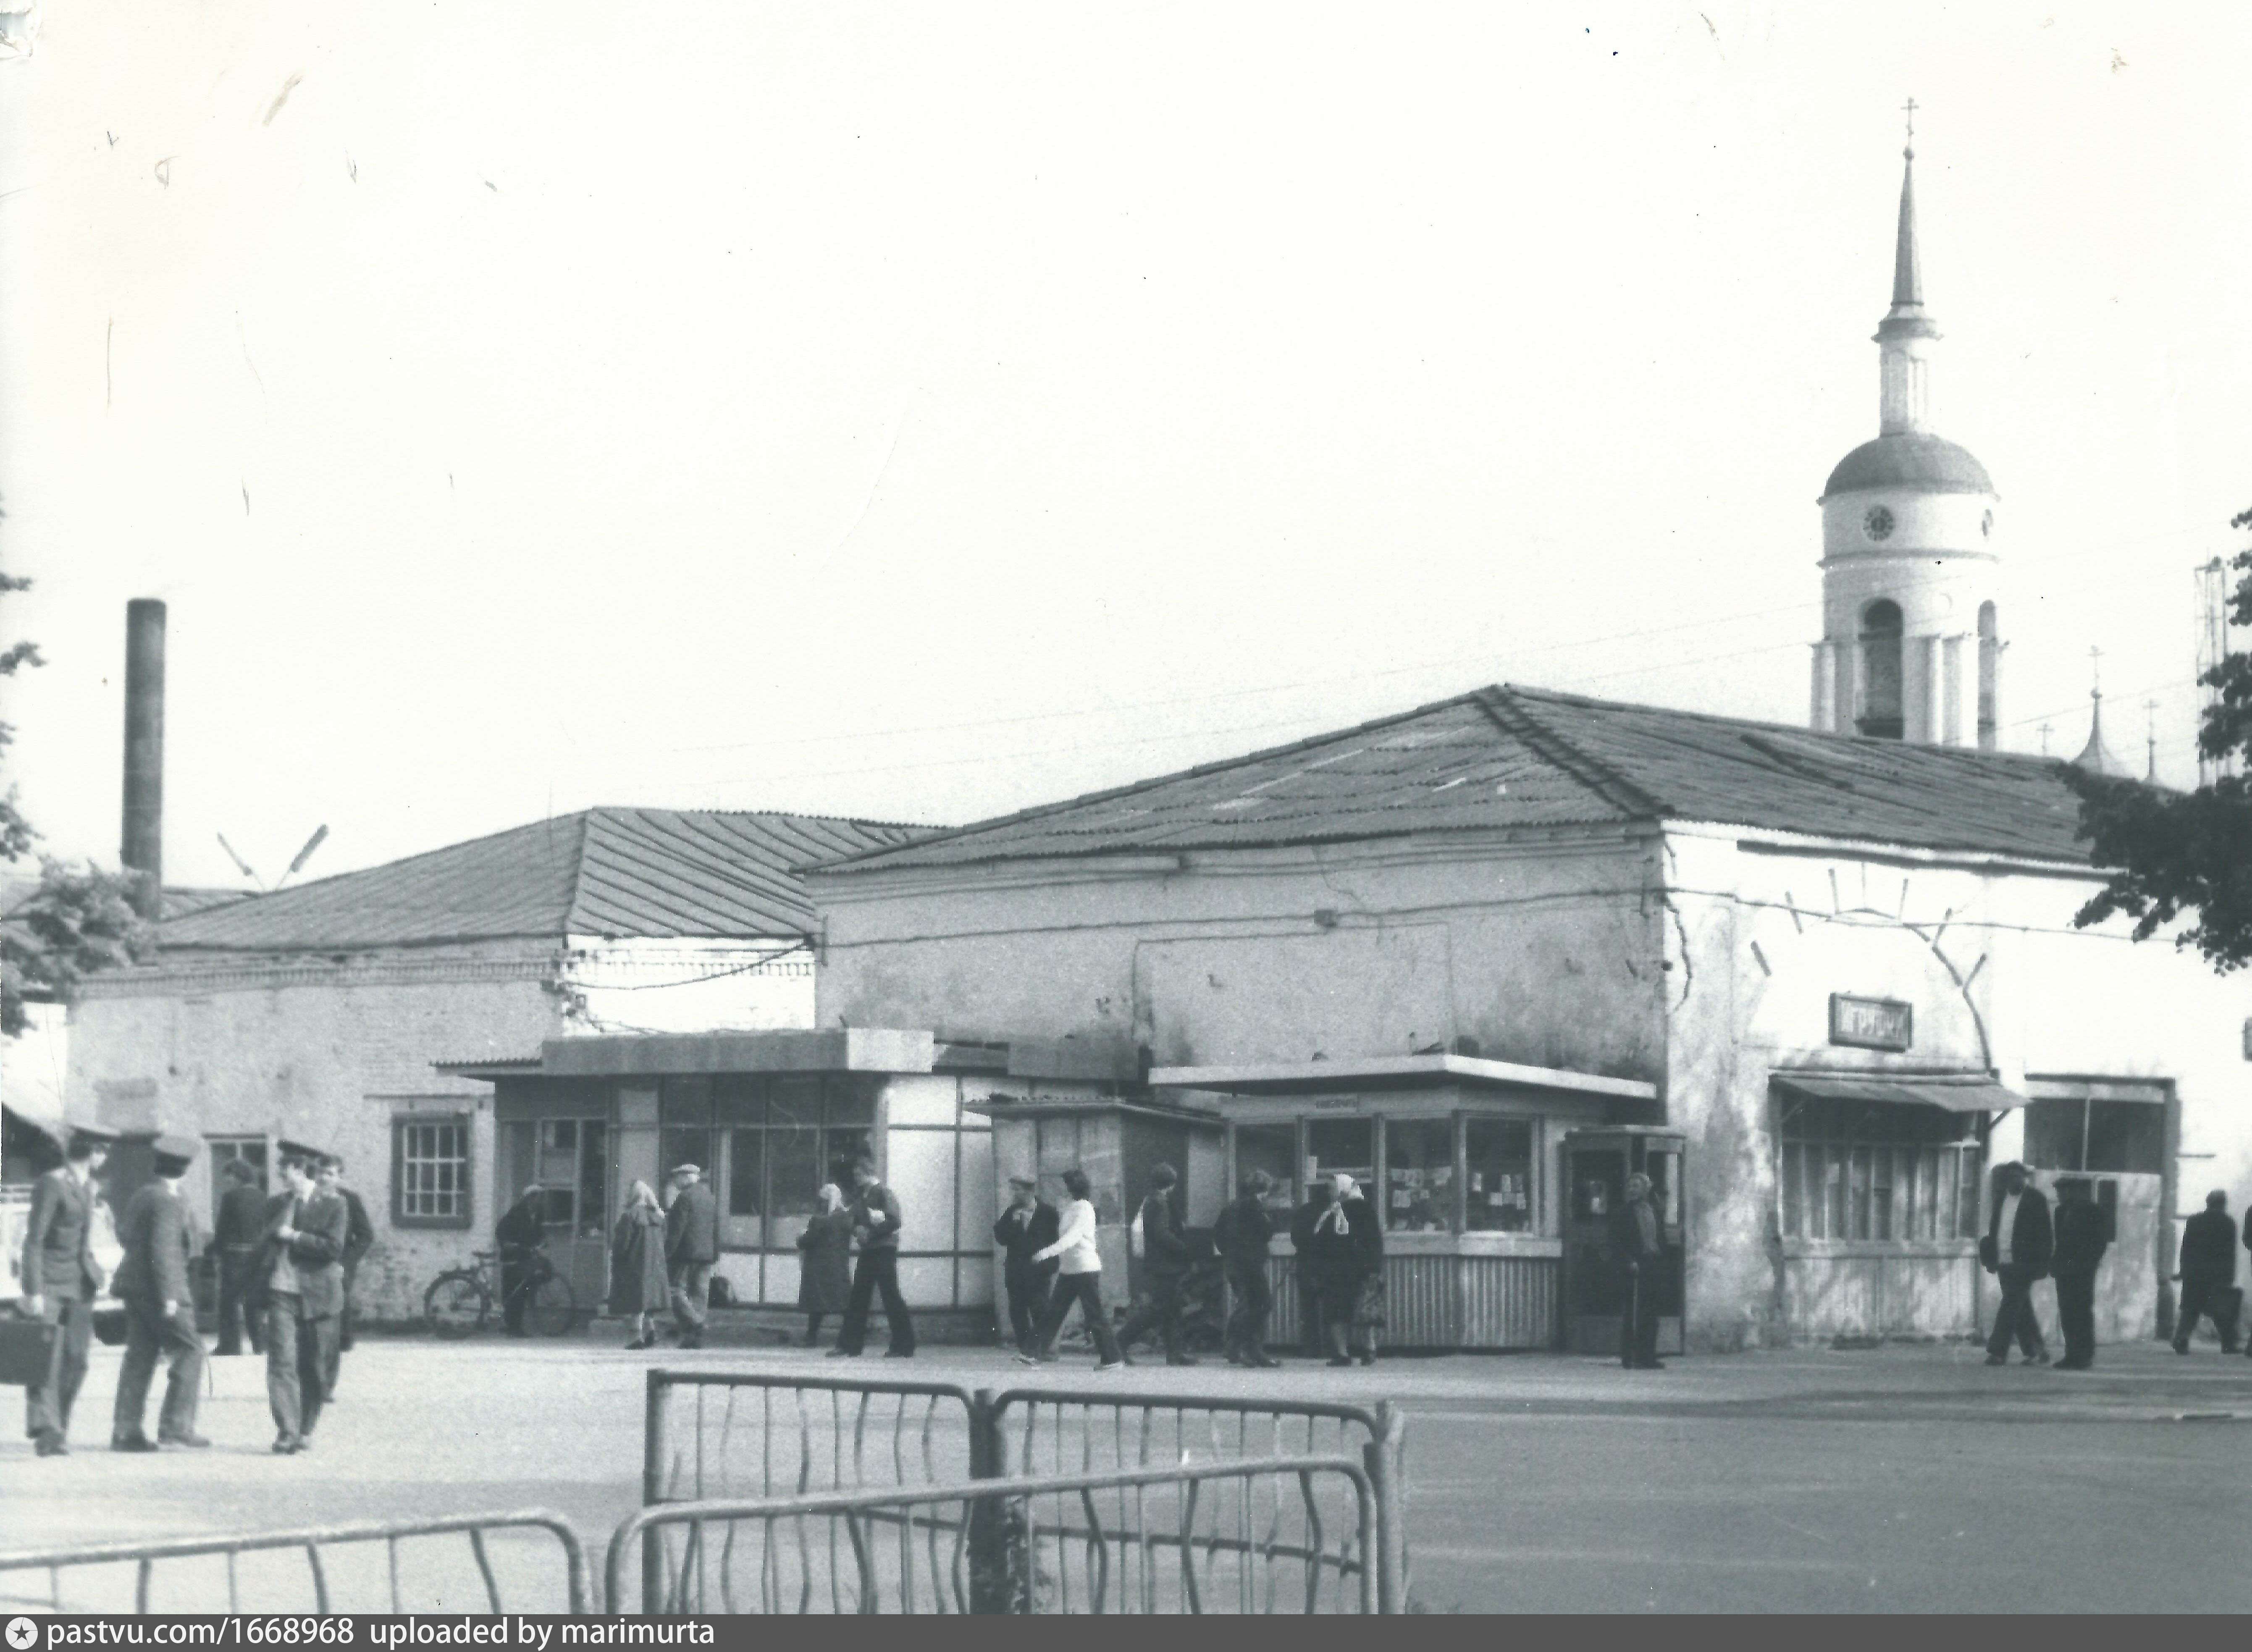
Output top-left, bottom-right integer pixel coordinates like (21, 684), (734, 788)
(392, 1113), (474, 1230)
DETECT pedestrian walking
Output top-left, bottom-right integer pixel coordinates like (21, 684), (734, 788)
(212, 1156), (268, 1358)
(110, 1135), (210, 1452)
(664, 1164), (719, 1350)
(1609, 1171), (1670, 1370)
(1018, 1168), (1124, 1370)
(19, 1124), (116, 1457)
(1982, 1161), (2054, 1366)
(495, 1184), (548, 1339)
(255, 1151), (349, 1455)
(795, 1183), (853, 1346)
(1302, 1173), (1381, 1367)
(2050, 1178), (2110, 1370)
(328, 1158), (375, 1357)
(609, 1180), (669, 1350)
(1117, 1164), (1198, 1366)
(2172, 1189), (2239, 1354)
(1215, 1170), (1278, 1367)
(992, 1174), (1059, 1353)
(1289, 1183), (1329, 1357)
(831, 1158), (916, 1358)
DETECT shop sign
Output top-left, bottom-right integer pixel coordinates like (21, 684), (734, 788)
(1828, 993), (1913, 1052)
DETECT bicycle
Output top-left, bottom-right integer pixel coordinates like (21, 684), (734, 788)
(423, 1246), (579, 1339)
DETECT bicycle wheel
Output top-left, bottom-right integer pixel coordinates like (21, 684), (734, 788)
(528, 1273), (578, 1337)
(425, 1272), (488, 1340)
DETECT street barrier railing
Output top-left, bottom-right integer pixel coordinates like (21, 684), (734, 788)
(609, 1455), (1378, 1614)
(0, 1509), (592, 1616)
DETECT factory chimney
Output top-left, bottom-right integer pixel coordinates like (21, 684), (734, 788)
(121, 598), (165, 919)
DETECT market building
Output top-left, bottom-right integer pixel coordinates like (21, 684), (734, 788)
(58, 807), (917, 1319)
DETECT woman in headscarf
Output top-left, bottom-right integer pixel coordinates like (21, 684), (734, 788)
(609, 1180), (669, 1350)
(1302, 1173), (1384, 1366)
(795, 1183), (854, 1347)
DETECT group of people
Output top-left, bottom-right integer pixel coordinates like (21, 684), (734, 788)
(993, 1165), (1388, 1371)
(601, 1155), (918, 1358)
(19, 1126), (373, 1458)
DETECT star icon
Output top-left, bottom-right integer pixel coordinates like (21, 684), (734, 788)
(6, 1616), (41, 1650)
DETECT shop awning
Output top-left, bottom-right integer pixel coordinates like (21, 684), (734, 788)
(1770, 1072), (2027, 1114)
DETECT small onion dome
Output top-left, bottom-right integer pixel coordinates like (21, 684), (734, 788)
(1822, 432), (1994, 501)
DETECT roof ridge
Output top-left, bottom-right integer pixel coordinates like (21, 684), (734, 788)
(163, 810), (594, 918)
(585, 805), (935, 834)
(811, 687), (1496, 872)
(1475, 686), (1668, 820)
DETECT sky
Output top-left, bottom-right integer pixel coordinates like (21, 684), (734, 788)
(3, 3), (2249, 891)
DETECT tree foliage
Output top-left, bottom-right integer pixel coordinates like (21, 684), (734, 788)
(2066, 512), (2252, 972)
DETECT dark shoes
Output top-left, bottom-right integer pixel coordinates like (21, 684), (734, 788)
(825, 1347), (859, 1358)
(2024, 1352), (2052, 1366)
(1357, 1352), (1377, 1367)
(111, 1434), (158, 1453)
(34, 1431), (68, 1458)
(1326, 1356), (1353, 1367)
(622, 1337), (652, 1350)
(1247, 1355), (1281, 1369)
(1165, 1355), (1199, 1367)
(273, 1434), (302, 1455)
(159, 1432), (212, 1449)
(882, 1348), (916, 1359)
(1984, 1353), (2010, 1366)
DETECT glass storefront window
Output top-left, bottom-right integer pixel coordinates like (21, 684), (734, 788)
(1780, 1096), (1979, 1242)
(1304, 1118), (1373, 1194)
(1465, 1118), (1534, 1232)
(1384, 1118), (1456, 1233)
(1234, 1124), (1298, 1212)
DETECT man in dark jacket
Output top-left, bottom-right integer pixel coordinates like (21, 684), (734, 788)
(663, 1164), (719, 1350)
(1289, 1184), (1330, 1356)
(326, 1157), (375, 1357)
(110, 1135), (210, 1451)
(1215, 1170), (1278, 1367)
(256, 1152), (350, 1454)
(212, 1157), (268, 1357)
(1116, 1163), (1197, 1366)
(19, 1124), (115, 1456)
(2173, 1189), (2239, 1354)
(1983, 1162), (2055, 1366)
(496, 1184), (549, 1338)
(1608, 1172), (1669, 1370)
(992, 1174), (1059, 1353)
(2050, 1179), (2110, 1370)
(833, 1158), (915, 1358)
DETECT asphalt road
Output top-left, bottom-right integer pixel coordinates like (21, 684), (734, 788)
(5, 1333), (2249, 1613)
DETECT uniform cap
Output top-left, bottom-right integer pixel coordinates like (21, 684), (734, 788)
(150, 1132), (201, 1173)
(670, 1163), (701, 1178)
(1007, 1174), (1037, 1188)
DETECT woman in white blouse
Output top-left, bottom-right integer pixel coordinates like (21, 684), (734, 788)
(1016, 1169), (1126, 1370)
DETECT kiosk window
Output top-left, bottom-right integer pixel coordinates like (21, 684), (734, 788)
(2028, 1096), (2163, 1176)
(1305, 1119), (1373, 1192)
(1465, 1119), (1534, 1232)
(1385, 1119), (1455, 1232)
(1780, 1097), (1977, 1242)
(1234, 1123), (1297, 1211)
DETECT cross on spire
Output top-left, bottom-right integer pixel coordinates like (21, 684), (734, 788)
(2089, 644), (2103, 699)
(1902, 97), (1918, 155)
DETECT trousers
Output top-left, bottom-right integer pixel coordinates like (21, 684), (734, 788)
(837, 1250), (915, 1355)
(1986, 1265), (2049, 1359)
(1118, 1272), (1189, 1361)
(2055, 1267), (2098, 1366)
(24, 1293), (93, 1441)
(113, 1296), (205, 1443)
(668, 1261), (714, 1337)
(216, 1246), (263, 1355)
(1619, 1269), (1661, 1367)
(1223, 1263), (1271, 1361)
(2174, 1277), (2239, 1351)
(1031, 1271), (1122, 1365)
(1003, 1272), (1054, 1352)
(265, 1300), (338, 1440)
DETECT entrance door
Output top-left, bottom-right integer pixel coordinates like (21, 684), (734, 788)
(500, 1116), (611, 1307)
(1561, 1129), (1686, 1356)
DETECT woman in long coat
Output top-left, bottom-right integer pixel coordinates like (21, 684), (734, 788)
(795, 1183), (853, 1346)
(609, 1180), (669, 1350)
(1302, 1173), (1384, 1366)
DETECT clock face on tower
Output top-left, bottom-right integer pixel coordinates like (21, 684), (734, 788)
(1864, 505), (1896, 542)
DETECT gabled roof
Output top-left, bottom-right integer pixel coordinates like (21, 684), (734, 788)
(811, 685), (2096, 875)
(159, 808), (926, 953)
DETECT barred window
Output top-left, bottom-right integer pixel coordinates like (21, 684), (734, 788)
(1779, 1095), (1979, 1243)
(393, 1115), (473, 1229)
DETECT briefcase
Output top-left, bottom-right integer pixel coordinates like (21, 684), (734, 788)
(0, 1314), (61, 1386)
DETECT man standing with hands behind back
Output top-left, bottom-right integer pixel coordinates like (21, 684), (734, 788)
(993, 1174), (1059, 1355)
(21, 1124), (117, 1457)
(257, 1151), (349, 1455)
(110, 1135), (209, 1451)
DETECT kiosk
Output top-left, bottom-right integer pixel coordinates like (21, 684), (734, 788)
(1562, 1126), (1686, 1357)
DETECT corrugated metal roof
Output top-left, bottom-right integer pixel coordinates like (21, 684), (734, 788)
(159, 808), (926, 952)
(814, 685), (2096, 873)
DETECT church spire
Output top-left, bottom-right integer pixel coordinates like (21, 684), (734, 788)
(1891, 103), (1923, 309)
(2070, 650), (2131, 777)
(1875, 102), (1940, 434)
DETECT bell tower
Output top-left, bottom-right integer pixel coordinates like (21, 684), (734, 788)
(1809, 105), (2003, 749)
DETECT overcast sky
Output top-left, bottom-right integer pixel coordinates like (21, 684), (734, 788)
(3, 3), (2248, 890)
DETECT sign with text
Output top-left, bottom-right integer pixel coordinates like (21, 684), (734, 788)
(1828, 993), (1913, 1052)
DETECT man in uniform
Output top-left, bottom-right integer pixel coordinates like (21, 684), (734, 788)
(831, 1157), (914, 1358)
(1609, 1172), (1669, 1371)
(213, 1156), (268, 1357)
(110, 1134), (210, 1451)
(320, 1155), (375, 1371)
(257, 1151), (349, 1454)
(992, 1173), (1058, 1355)
(20, 1123), (116, 1456)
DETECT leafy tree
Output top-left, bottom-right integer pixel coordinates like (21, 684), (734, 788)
(0, 530), (157, 1034)
(2067, 512), (2252, 971)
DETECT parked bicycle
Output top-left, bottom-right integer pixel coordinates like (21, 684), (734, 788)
(424, 1246), (580, 1338)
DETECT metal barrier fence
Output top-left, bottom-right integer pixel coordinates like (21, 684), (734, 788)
(0, 1510), (592, 1616)
(640, 1368), (1410, 1612)
(610, 1456), (1379, 1614)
